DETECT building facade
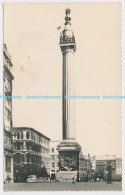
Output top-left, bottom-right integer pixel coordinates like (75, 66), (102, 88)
(79, 153), (92, 181)
(95, 155), (116, 176)
(3, 44), (14, 183)
(79, 154), (122, 181)
(116, 158), (122, 174)
(94, 155), (122, 181)
(13, 127), (50, 182)
(49, 141), (60, 179)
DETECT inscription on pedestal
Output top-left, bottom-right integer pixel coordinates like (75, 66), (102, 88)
(59, 152), (77, 171)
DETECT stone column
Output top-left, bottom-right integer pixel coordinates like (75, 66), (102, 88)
(11, 156), (14, 182)
(23, 141), (26, 151)
(60, 9), (76, 141)
(57, 8), (81, 183)
(62, 49), (75, 140)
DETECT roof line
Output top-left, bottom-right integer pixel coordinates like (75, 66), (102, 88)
(13, 127), (50, 140)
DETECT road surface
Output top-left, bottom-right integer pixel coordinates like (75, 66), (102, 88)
(4, 182), (122, 191)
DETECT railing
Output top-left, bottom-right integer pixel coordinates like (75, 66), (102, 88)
(60, 37), (75, 44)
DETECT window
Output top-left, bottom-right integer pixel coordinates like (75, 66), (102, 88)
(27, 154), (30, 163)
(52, 148), (54, 153)
(33, 133), (35, 141)
(17, 143), (20, 150)
(27, 143), (30, 150)
(21, 132), (23, 139)
(52, 155), (54, 160)
(46, 140), (49, 146)
(17, 132), (20, 139)
(31, 132), (33, 140)
(6, 156), (11, 172)
(14, 132), (17, 138)
(26, 132), (30, 139)
(15, 154), (21, 164)
(32, 145), (35, 151)
(20, 143), (23, 150)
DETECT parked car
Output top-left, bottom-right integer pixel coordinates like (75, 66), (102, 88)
(27, 175), (38, 183)
(37, 177), (44, 183)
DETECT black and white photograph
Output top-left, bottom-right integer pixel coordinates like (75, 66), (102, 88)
(1, 1), (124, 192)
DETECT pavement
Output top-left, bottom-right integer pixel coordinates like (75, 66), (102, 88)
(4, 182), (122, 191)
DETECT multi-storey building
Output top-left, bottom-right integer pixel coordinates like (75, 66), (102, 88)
(79, 153), (92, 181)
(49, 141), (60, 179)
(94, 155), (123, 181)
(95, 155), (116, 177)
(79, 154), (122, 181)
(3, 44), (14, 183)
(91, 156), (96, 171)
(13, 127), (50, 182)
(116, 158), (122, 174)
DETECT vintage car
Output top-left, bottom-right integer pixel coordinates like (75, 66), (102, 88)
(37, 177), (44, 183)
(37, 177), (50, 183)
(27, 175), (38, 183)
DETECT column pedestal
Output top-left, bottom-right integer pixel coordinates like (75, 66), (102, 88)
(56, 140), (81, 182)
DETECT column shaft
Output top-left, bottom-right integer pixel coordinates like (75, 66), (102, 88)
(62, 50), (75, 140)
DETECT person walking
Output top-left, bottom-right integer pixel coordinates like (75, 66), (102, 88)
(72, 177), (75, 184)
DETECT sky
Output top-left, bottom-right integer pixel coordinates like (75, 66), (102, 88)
(4, 3), (122, 157)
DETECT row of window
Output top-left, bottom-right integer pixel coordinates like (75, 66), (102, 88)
(4, 107), (12, 122)
(14, 154), (42, 165)
(6, 156), (11, 172)
(4, 96), (11, 110)
(51, 154), (59, 160)
(14, 154), (49, 165)
(4, 73), (12, 92)
(4, 117), (12, 131)
(51, 162), (59, 168)
(4, 107), (12, 131)
(14, 131), (49, 146)
(116, 165), (122, 169)
(51, 147), (59, 153)
(79, 162), (89, 167)
(14, 132), (23, 139)
(4, 135), (12, 150)
(116, 161), (122, 165)
(14, 142), (49, 155)
(79, 168), (88, 172)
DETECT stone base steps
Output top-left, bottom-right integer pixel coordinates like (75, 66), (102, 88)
(56, 171), (77, 182)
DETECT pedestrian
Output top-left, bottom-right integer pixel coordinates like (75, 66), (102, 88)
(7, 174), (10, 183)
(72, 177), (75, 184)
(106, 161), (112, 184)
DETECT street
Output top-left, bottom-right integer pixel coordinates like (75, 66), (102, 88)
(4, 182), (122, 191)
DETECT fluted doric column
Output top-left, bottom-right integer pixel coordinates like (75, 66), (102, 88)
(60, 9), (76, 140)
